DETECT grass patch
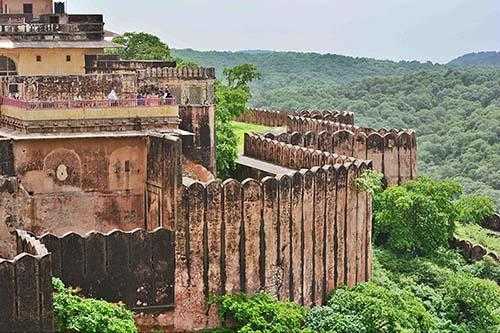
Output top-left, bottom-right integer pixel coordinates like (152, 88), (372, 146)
(231, 121), (276, 153)
(455, 223), (500, 254)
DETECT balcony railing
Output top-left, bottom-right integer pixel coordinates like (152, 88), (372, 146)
(1, 97), (176, 110)
(0, 22), (104, 41)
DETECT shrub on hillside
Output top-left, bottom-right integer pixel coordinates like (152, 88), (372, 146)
(374, 177), (462, 255)
(324, 283), (437, 332)
(52, 278), (137, 333)
(212, 293), (308, 333)
(305, 307), (366, 333)
(374, 248), (500, 332)
(442, 273), (500, 331)
(454, 194), (495, 225)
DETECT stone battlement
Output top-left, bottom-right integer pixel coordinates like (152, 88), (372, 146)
(244, 132), (366, 170)
(137, 66), (216, 80)
(175, 160), (373, 329)
(235, 108), (355, 127)
(0, 14), (105, 42)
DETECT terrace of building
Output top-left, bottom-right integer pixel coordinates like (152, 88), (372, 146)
(0, 13), (106, 42)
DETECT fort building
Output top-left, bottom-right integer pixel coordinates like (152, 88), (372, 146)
(0, 1), (216, 244)
(0, 2), (418, 332)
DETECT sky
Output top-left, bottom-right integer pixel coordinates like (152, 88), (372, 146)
(69, 0), (500, 63)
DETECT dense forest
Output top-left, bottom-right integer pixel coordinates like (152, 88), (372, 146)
(173, 49), (500, 207)
(449, 51), (500, 67)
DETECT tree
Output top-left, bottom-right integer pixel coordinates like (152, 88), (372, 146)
(111, 32), (172, 60)
(374, 177), (462, 255)
(223, 64), (261, 90)
(216, 65), (260, 178)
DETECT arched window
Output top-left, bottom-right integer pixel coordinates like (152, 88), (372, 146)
(0, 56), (17, 76)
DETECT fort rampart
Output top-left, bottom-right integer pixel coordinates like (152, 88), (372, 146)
(174, 161), (373, 330)
(244, 133), (359, 170)
(0, 230), (53, 332)
(284, 116), (417, 185)
(39, 228), (175, 312)
(235, 108), (355, 127)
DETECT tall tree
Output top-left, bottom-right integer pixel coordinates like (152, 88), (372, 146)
(111, 32), (172, 60)
(216, 64), (261, 178)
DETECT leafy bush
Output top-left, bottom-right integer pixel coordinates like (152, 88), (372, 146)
(306, 307), (367, 333)
(373, 248), (500, 333)
(53, 278), (137, 333)
(442, 273), (500, 331)
(454, 194), (495, 225)
(215, 65), (260, 179)
(374, 177), (462, 255)
(325, 283), (437, 332)
(212, 293), (308, 333)
(466, 256), (500, 284)
(354, 170), (384, 195)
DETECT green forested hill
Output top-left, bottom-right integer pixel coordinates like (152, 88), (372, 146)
(260, 69), (500, 206)
(173, 49), (500, 206)
(172, 49), (442, 86)
(449, 51), (500, 67)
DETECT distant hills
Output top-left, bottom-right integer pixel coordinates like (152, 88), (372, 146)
(448, 51), (500, 67)
(172, 49), (443, 86)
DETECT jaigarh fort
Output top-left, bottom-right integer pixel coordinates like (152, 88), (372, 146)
(0, 1), (418, 332)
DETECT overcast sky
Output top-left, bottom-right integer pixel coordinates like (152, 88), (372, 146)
(69, 0), (499, 63)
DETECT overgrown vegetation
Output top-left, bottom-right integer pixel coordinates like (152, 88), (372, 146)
(211, 293), (308, 333)
(207, 248), (499, 333)
(53, 278), (137, 333)
(373, 177), (462, 255)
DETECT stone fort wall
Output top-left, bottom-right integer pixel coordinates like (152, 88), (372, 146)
(235, 108), (355, 127)
(285, 116), (417, 185)
(0, 230), (53, 332)
(174, 160), (373, 330)
(244, 132), (359, 170)
(0, 135), (374, 332)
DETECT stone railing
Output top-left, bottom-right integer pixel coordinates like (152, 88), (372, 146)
(0, 22), (104, 41)
(1, 96), (176, 110)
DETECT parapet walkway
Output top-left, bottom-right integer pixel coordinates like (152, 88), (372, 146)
(237, 155), (297, 177)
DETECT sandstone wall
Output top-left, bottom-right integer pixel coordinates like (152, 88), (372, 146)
(235, 108), (355, 127)
(0, 138), (14, 176)
(179, 105), (216, 173)
(0, 230), (53, 332)
(0, 177), (33, 259)
(174, 162), (373, 331)
(7, 74), (138, 101)
(145, 134), (182, 231)
(285, 116), (418, 185)
(244, 133), (360, 170)
(11, 136), (148, 235)
(137, 67), (216, 106)
(38, 228), (175, 312)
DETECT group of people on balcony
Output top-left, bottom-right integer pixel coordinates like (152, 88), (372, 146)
(106, 88), (174, 107)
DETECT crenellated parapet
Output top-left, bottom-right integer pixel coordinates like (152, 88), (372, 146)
(0, 230), (53, 332)
(235, 108), (355, 127)
(244, 132), (367, 170)
(137, 67), (216, 81)
(285, 116), (417, 185)
(174, 159), (373, 330)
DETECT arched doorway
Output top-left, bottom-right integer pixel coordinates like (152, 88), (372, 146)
(0, 56), (17, 76)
